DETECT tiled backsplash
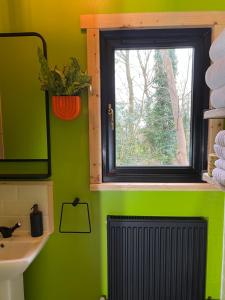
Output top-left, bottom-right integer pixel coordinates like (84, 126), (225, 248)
(0, 181), (53, 234)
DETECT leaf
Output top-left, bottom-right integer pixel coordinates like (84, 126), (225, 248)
(37, 48), (91, 95)
(38, 47), (51, 88)
(49, 70), (66, 95)
(64, 57), (80, 88)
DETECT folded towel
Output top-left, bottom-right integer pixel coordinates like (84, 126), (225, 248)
(205, 56), (225, 89)
(212, 167), (225, 186)
(215, 130), (225, 147)
(214, 144), (225, 160)
(211, 85), (225, 108)
(209, 29), (225, 62)
(215, 159), (225, 171)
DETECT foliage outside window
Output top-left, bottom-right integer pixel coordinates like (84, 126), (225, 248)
(115, 48), (192, 167)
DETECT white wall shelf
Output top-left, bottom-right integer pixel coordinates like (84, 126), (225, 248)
(204, 108), (225, 119)
(203, 107), (225, 193)
(202, 172), (225, 192)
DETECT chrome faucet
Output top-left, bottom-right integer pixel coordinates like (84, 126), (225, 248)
(0, 222), (21, 238)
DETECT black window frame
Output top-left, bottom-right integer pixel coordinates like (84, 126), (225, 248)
(100, 28), (211, 183)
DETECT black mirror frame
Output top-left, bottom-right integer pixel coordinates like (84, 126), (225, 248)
(0, 32), (51, 179)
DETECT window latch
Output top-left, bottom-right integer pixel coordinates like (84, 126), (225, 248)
(107, 104), (114, 131)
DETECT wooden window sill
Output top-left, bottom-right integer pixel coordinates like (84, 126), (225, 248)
(90, 182), (219, 191)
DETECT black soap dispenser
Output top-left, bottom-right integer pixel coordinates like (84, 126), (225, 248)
(30, 204), (43, 237)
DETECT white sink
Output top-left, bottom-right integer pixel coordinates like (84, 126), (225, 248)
(0, 242), (32, 260)
(0, 233), (50, 300)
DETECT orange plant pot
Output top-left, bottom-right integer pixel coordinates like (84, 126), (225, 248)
(52, 96), (81, 120)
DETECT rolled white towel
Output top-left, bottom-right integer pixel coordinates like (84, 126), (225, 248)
(215, 159), (225, 171)
(205, 56), (225, 90)
(211, 85), (225, 108)
(214, 144), (225, 160)
(215, 130), (225, 147)
(209, 29), (225, 62)
(212, 167), (225, 186)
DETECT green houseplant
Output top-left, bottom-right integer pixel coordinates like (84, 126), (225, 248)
(37, 48), (91, 120)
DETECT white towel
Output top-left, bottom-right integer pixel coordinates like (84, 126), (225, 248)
(212, 167), (225, 186)
(215, 130), (225, 147)
(205, 56), (225, 90)
(214, 144), (225, 160)
(215, 159), (225, 171)
(211, 85), (225, 108)
(209, 29), (225, 62)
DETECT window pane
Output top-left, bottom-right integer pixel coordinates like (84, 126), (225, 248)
(115, 48), (193, 167)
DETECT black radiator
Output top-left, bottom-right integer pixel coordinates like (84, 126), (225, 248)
(107, 216), (207, 300)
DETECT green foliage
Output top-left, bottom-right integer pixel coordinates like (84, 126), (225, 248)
(37, 48), (91, 96)
(144, 50), (177, 165)
(114, 49), (192, 166)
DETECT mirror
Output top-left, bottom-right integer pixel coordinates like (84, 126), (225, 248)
(0, 33), (51, 178)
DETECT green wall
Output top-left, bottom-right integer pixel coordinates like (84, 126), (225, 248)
(1, 1), (225, 299)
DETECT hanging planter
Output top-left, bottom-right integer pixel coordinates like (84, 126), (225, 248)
(37, 48), (91, 121)
(52, 96), (81, 120)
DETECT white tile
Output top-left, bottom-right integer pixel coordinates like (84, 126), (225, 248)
(0, 185), (17, 202)
(0, 183), (53, 236)
(2, 199), (48, 217)
(43, 216), (49, 232)
(3, 199), (31, 216)
(17, 185), (49, 215)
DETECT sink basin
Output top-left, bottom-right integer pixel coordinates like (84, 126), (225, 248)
(0, 234), (49, 281)
(0, 234), (50, 300)
(0, 242), (34, 260)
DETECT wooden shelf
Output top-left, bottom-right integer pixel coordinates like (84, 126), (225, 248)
(204, 108), (225, 119)
(202, 172), (225, 192)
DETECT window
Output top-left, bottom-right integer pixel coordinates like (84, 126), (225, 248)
(100, 28), (211, 182)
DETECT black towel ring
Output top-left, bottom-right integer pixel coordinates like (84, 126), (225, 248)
(59, 197), (91, 234)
